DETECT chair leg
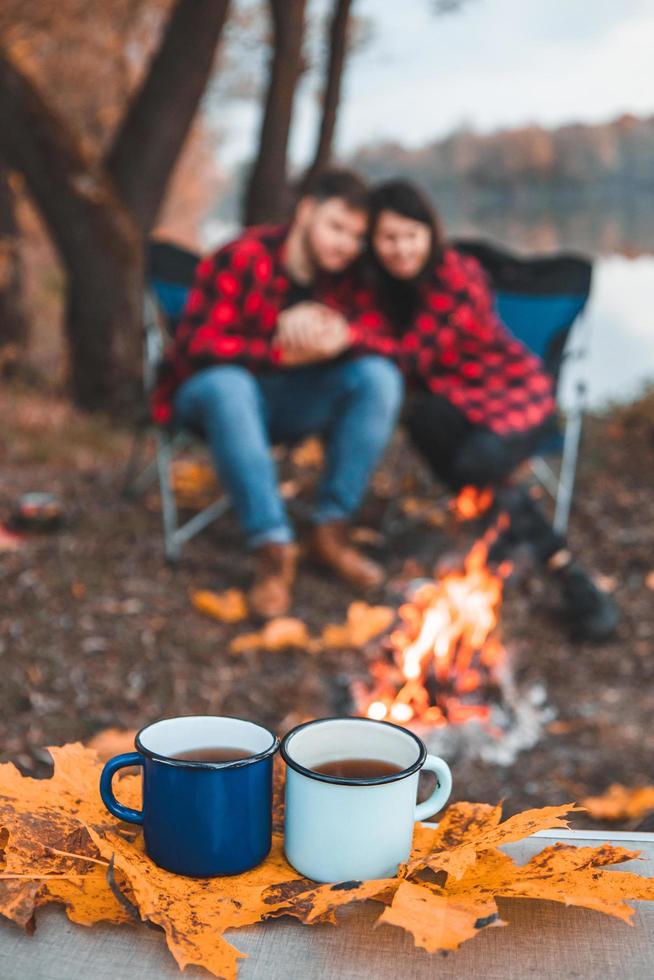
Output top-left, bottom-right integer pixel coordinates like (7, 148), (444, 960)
(155, 431), (181, 562)
(553, 380), (586, 536)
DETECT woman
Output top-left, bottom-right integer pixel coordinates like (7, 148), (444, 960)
(358, 179), (617, 641)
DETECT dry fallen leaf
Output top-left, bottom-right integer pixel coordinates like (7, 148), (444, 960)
(405, 801), (585, 880)
(444, 842), (652, 923)
(170, 460), (216, 492)
(171, 460), (219, 509)
(279, 478), (301, 499)
(582, 784), (654, 822)
(2, 746), (654, 979)
(87, 729), (139, 763)
(321, 601), (394, 650)
(378, 880), (502, 951)
(87, 828), (304, 979)
(230, 617), (312, 654)
(191, 588), (248, 624)
(290, 437), (323, 469)
(0, 744), (137, 931)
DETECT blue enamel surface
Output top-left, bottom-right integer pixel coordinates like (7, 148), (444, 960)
(101, 752), (274, 877)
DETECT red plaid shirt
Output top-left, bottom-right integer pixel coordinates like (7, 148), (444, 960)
(152, 223), (408, 426)
(152, 229), (554, 438)
(338, 249), (556, 437)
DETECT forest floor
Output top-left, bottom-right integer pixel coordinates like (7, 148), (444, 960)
(1, 381), (653, 829)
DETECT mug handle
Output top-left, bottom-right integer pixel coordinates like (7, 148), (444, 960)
(414, 754), (452, 822)
(100, 753), (144, 825)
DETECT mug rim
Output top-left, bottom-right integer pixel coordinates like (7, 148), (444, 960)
(280, 715), (426, 786)
(135, 714), (279, 769)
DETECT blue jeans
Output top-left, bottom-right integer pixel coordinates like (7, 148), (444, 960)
(173, 356), (404, 548)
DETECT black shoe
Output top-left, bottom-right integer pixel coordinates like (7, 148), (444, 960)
(555, 563), (619, 642)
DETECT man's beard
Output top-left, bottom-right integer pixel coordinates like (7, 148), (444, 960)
(299, 225), (322, 277)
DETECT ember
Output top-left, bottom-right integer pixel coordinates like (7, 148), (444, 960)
(357, 488), (512, 730)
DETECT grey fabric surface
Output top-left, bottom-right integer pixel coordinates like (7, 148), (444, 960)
(1, 833), (653, 980)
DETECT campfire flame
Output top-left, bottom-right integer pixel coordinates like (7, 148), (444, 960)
(359, 489), (511, 729)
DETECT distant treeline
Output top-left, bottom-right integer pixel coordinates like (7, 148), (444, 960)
(352, 114), (654, 193)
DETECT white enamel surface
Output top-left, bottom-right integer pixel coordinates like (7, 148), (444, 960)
(285, 765), (419, 882)
(284, 718), (421, 770)
(414, 755), (453, 822)
(283, 719), (452, 882)
(138, 716), (274, 757)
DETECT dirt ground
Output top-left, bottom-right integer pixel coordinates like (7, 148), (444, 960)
(1, 383), (653, 828)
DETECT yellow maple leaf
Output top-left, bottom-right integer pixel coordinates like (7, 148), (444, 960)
(378, 880), (503, 951)
(230, 617), (311, 653)
(290, 437), (323, 469)
(86, 728), (138, 762)
(87, 828), (305, 979)
(321, 601), (394, 649)
(0, 745), (136, 930)
(191, 588), (248, 623)
(406, 801), (585, 880)
(582, 784), (654, 822)
(445, 842), (654, 923)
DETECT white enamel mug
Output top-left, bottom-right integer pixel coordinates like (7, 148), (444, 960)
(281, 717), (452, 883)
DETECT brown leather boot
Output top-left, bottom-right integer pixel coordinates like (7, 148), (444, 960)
(310, 521), (384, 591)
(248, 543), (298, 619)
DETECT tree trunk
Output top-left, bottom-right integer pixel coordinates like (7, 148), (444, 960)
(0, 0), (232, 411)
(106, 0), (231, 235)
(0, 52), (142, 410)
(243, 0), (308, 225)
(0, 166), (28, 354)
(305, 0), (353, 182)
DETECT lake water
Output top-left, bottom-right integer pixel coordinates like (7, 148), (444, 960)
(559, 255), (654, 411)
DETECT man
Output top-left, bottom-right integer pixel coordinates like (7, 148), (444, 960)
(153, 169), (403, 618)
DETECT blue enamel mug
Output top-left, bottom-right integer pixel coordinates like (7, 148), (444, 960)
(99, 715), (278, 877)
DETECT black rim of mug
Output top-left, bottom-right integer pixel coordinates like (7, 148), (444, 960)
(135, 714), (279, 769)
(280, 716), (427, 786)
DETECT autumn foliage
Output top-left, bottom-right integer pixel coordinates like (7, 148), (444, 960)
(2, 744), (654, 978)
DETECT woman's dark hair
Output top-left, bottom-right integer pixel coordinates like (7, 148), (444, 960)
(367, 179), (446, 329)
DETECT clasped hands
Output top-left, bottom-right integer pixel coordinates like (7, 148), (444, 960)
(274, 302), (352, 367)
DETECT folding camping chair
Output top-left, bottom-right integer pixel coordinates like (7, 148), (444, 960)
(123, 240), (232, 562)
(452, 238), (593, 535)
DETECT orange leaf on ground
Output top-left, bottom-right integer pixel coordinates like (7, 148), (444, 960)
(378, 880), (503, 951)
(230, 617), (311, 654)
(0, 745), (137, 931)
(170, 460), (216, 492)
(191, 588), (248, 623)
(582, 784), (654, 821)
(445, 842), (654, 923)
(170, 461), (219, 509)
(86, 728), (138, 762)
(87, 828), (305, 979)
(321, 601), (394, 649)
(406, 802), (585, 879)
(290, 437), (323, 469)
(263, 875), (398, 926)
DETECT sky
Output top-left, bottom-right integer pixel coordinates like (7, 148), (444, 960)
(218, 0), (654, 167)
